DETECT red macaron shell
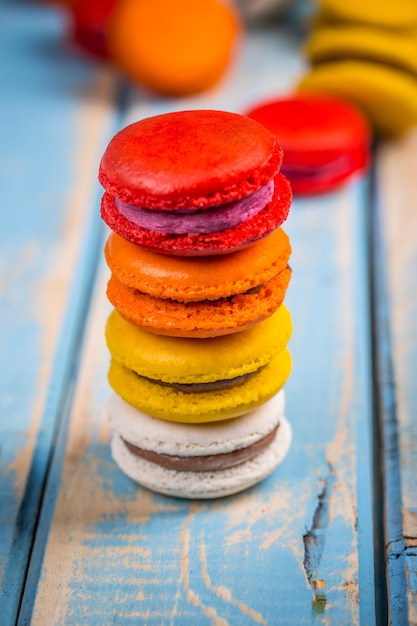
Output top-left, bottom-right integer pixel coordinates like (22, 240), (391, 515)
(100, 173), (292, 256)
(99, 110), (283, 210)
(246, 95), (371, 195)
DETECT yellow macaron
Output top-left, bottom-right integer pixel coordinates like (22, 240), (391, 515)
(306, 25), (417, 77)
(108, 351), (291, 423)
(315, 0), (417, 29)
(298, 60), (417, 138)
(105, 306), (292, 422)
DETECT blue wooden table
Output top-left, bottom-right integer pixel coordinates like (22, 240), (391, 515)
(1, 2), (416, 624)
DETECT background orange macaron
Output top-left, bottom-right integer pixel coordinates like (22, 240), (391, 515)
(108, 0), (241, 96)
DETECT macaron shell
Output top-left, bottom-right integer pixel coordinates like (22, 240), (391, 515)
(104, 227), (291, 302)
(100, 173), (292, 256)
(306, 26), (417, 77)
(99, 110), (282, 209)
(110, 414), (292, 498)
(107, 349), (292, 422)
(105, 306), (293, 384)
(108, 391), (285, 455)
(107, 267), (291, 337)
(298, 60), (417, 138)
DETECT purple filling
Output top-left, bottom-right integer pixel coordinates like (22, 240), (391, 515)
(114, 181), (274, 234)
(281, 154), (354, 181)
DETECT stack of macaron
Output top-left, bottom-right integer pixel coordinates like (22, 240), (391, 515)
(298, 0), (417, 138)
(99, 109), (294, 499)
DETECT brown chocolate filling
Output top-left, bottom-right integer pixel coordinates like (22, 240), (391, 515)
(123, 423), (279, 472)
(148, 371), (256, 393)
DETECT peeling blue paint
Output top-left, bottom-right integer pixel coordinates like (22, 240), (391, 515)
(0, 3), (115, 623)
(303, 465), (337, 599)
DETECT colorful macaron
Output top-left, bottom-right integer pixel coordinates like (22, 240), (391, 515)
(105, 307), (292, 423)
(105, 227), (291, 337)
(305, 25), (417, 78)
(109, 392), (292, 499)
(298, 62), (417, 139)
(107, 0), (241, 96)
(314, 0), (417, 30)
(99, 109), (294, 498)
(99, 109), (291, 256)
(68, 0), (117, 58)
(299, 1), (417, 138)
(246, 95), (370, 195)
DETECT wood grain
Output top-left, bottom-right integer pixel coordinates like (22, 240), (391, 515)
(375, 130), (417, 625)
(0, 4), (117, 623)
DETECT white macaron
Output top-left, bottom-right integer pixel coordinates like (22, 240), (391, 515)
(108, 391), (292, 499)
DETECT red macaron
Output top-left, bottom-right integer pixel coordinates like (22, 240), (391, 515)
(246, 95), (371, 195)
(68, 0), (118, 58)
(99, 109), (292, 256)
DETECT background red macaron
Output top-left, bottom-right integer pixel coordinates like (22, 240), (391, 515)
(246, 94), (371, 195)
(68, 0), (117, 58)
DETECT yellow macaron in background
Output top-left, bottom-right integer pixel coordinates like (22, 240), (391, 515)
(314, 0), (417, 29)
(306, 25), (417, 77)
(298, 61), (417, 139)
(299, 0), (417, 137)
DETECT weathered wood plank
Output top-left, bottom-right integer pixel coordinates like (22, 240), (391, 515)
(27, 24), (377, 622)
(0, 3), (117, 622)
(374, 131), (417, 625)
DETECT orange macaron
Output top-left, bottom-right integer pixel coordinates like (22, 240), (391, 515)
(104, 227), (292, 337)
(108, 0), (241, 96)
